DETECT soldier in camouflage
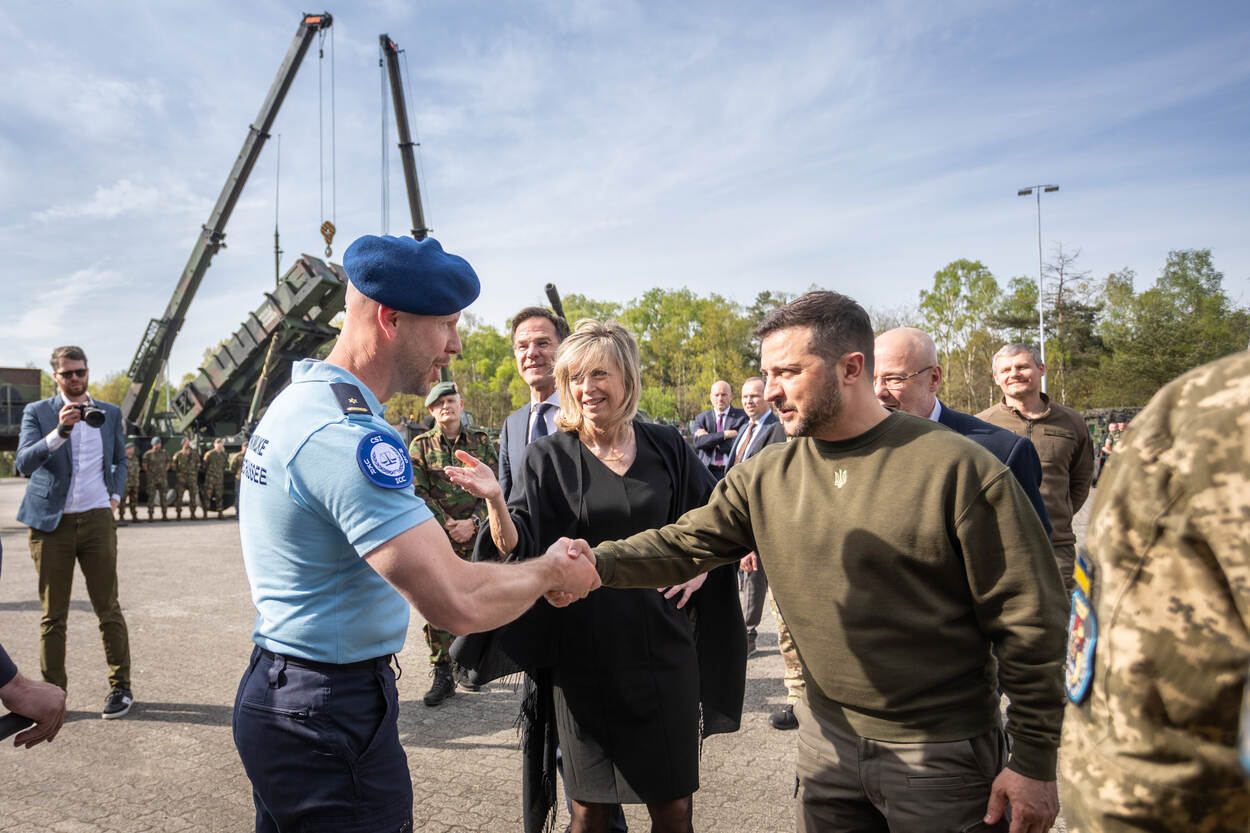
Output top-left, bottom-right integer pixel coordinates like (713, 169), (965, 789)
(229, 448), (245, 514)
(142, 437), (171, 520)
(171, 437), (203, 520)
(408, 381), (498, 706)
(119, 442), (141, 523)
(1060, 349), (1250, 832)
(201, 438), (228, 519)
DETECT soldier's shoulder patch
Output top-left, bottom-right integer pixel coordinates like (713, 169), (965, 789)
(356, 432), (413, 489)
(331, 383), (372, 417)
(1065, 586), (1098, 704)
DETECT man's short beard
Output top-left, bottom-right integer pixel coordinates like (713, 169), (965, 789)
(788, 383), (843, 438)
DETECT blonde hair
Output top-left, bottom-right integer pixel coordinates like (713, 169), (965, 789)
(554, 319), (642, 433)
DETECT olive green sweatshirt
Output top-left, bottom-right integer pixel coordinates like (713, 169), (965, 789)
(594, 411), (1067, 781)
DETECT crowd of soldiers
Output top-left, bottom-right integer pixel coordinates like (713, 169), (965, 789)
(115, 435), (243, 523)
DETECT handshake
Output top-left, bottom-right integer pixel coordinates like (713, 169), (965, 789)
(541, 537), (600, 608)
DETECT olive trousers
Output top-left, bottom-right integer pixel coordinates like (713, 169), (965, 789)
(28, 507), (131, 691)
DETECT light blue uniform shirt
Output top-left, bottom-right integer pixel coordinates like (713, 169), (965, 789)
(238, 359), (433, 663)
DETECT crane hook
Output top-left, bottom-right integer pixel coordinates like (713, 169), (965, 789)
(320, 221), (336, 258)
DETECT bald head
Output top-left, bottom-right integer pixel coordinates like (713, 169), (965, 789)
(873, 327), (942, 417)
(710, 380), (732, 412)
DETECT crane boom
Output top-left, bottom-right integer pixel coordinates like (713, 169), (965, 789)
(123, 11), (333, 431)
(380, 34), (429, 240)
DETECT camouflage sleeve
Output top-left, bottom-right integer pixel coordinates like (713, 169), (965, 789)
(408, 441), (448, 528)
(1060, 351), (1250, 832)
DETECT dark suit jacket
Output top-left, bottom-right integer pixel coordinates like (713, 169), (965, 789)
(726, 410), (780, 465)
(17, 395), (127, 533)
(497, 402), (531, 502)
(691, 406), (748, 467)
(936, 400), (1052, 535)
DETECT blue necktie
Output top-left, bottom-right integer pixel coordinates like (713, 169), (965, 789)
(530, 403), (550, 442)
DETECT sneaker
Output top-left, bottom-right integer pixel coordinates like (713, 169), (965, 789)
(453, 664), (483, 692)
(769, 704), (798, 731)
(423, 665), (455, 707)
(102, 688), (134, 720)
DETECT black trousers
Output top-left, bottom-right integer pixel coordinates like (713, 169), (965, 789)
(233, 646), (412, 832)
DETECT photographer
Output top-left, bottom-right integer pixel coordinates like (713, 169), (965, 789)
(15, 346), (134, 719)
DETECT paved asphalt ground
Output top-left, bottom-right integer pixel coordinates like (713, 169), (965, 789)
(0, 477), (1082, 832)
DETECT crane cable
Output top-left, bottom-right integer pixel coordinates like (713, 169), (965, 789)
(379, 41), (390, 235)
(318, 26), (337, 258)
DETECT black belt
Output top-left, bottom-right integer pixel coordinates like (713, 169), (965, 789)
(259, 647), (389, 673)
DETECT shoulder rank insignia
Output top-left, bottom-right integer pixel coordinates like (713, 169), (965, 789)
(1065, 585), (1098, 704)
(356, 432), (413, 489)
(332, 383), (372, 416)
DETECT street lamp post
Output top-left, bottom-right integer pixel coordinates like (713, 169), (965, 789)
(1017, 184), (1059, 393)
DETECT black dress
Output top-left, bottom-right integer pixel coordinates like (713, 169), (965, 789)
(458, 422), (746, 832)
(553, 434), (700, 802)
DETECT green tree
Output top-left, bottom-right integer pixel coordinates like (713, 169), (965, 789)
(89, 372), (132, 406)
(918, 259), (1001, 411)
(1093, 250), (1249, 405)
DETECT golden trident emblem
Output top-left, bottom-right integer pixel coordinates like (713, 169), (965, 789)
(833, 469), (848, 489)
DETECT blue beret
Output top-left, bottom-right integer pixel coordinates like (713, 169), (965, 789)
(343, 235), (481, 316)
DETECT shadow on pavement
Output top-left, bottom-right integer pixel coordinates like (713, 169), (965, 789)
(0, 600), (94, 612)
(62, 701), (235, 726)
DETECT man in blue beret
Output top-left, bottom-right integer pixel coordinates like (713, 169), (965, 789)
(231, 235), (602, 833)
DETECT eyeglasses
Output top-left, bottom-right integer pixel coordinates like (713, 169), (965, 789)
(56, 368), (88, 379)
(875, 366), (934, 390)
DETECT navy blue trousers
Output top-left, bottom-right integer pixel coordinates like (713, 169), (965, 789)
(232, 646), (412, 832)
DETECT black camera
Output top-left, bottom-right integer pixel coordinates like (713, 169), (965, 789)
(76, 403), (107, 428)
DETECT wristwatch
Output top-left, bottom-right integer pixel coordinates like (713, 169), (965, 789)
(471, 516), (482, 530)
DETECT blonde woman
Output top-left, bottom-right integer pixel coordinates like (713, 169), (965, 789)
(449, 319), (745, 833)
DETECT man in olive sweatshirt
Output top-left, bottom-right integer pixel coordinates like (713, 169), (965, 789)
(566, 292), (1067, 833)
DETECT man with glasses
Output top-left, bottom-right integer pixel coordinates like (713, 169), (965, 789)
(873, 328), (1051, 534)
(16, 346), (134, 719)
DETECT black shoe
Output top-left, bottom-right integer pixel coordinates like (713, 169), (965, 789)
(423, 665), (455, 706)
(746, 634), (757, 656)
(769, 704), (797, 730)
(102, 688), (134, 720)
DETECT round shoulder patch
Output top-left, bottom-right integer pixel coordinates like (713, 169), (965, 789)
(356, 432), (414, 489)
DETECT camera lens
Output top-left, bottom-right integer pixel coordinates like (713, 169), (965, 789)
(81, 405), (107, 429)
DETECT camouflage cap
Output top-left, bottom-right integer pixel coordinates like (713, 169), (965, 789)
(425, 381), (459, 409)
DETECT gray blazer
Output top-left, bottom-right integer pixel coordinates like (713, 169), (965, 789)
(497, 402), (533, 503)
(16, 395), (127, 533)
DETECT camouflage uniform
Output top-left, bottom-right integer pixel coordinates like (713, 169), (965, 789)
(229, 450), (245, 510)
(120, 453), (141, 521)
(409, 424), (498, 667)
(172, 445), (202, 519)
(142, 445), (171, 519)
(1060, 350), (1250, 832)
(202, 447), (228, 516)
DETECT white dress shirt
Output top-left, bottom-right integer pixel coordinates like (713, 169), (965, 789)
(43, 398), (115, 512)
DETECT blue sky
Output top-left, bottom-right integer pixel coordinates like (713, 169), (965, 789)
(2, 0), (1247, 381)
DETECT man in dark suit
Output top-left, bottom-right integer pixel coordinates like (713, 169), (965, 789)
(874, 328), (1051, 534)
(727, 377), (804, 731)
(16, 346), (134, 719)
(497, 307), (570, 501)
(727, 376), (781, 652)
(495, 308), (630, 832)
(692, 380), (748, 478)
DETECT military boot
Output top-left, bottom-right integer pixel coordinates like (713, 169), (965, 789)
(422, 664), (456, 707)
